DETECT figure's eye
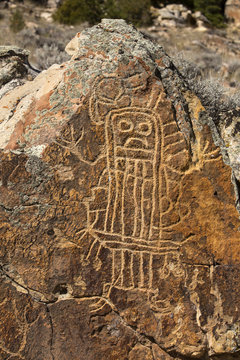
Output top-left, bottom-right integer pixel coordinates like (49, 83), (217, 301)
(138, 122), (152, 136)
(118, 119), (134, 132)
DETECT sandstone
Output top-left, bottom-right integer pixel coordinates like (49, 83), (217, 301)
(0, 19), (240, 359)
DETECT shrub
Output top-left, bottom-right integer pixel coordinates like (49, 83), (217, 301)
(18, 24), (77, 50)
(17, 24), (77, 70)
(10, 9), (25, 33)
(194, 0), (226, 28)
(151, 0), (194, 10)
(104, 0), (152, 26)
(53, 0), (152, 26)
(53, 0), (104, 25)
(172, 54), (240, 121)
(29, 0), (48, 5)
(34, 43), (70, 70)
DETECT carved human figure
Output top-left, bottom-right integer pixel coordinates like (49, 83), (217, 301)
(91, 109), (160, 244)
(84, 75), (190, 296)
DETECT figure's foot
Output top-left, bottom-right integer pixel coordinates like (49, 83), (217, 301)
(89, 283), (114, 314)
(148, 290), (173, 314)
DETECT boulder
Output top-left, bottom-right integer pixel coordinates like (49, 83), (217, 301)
(40, 11), (54, 22)
(193, 11), (211, 30)
(0, 46), (39, 100)
(0, 46), (29, 86)
(1, 19), (240, 359)
(47, 0), (62, 9)
(225, 0), (240, 26)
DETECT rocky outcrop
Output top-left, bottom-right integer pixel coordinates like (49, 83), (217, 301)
(1, 19), (240, 359)
(225, 0), (240, 26)
(150, 4), (211, 30)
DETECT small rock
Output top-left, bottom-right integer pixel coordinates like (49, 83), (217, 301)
(40, 11), (53, 22)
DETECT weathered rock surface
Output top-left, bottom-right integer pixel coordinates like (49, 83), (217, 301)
(1, 19), (240, 359)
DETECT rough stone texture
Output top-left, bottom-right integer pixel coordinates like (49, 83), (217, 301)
(0, 19), (240, 359)
(225, 0), (240, 26)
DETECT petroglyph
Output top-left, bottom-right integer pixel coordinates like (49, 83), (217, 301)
(76, 74), (195, 306)
(52, 74), (222, 314)
(2, 21), (240, 359)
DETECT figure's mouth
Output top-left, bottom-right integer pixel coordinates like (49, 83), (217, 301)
(124, 138), (148, 149)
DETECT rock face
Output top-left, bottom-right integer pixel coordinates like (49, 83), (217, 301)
(225, 0), (240, 26)
(1, 19), (240, 359)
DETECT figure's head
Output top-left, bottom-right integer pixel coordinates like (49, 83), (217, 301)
(110, 111), (157, 157)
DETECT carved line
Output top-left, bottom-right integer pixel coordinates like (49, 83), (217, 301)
(203, 148), (221, 159)
(92, 229), (180, 247)
(89, 298), (106, 313)
(116, 156), (152, 163)
(86, 238), (98, 260)
(130, 252), (134, 288)
(90, 210), (101, 229)
(0, 343), (24, 359)
(140, 169), (145, 239)
(164, 139), (186, 153)
(104, 170), (113, 232)
(140, 252), (144, 288)
(149, 114), (160, 239)
(103, 242), (179, 255)
(111, 169), (119, 233)
(116, 146), (153, 155)
(120, 249), (124, 288)
(121, 164), (128, 237)
(133, 160), (139, 237)
(149, 253), (153, 289)
(112, 249), (116, 284)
